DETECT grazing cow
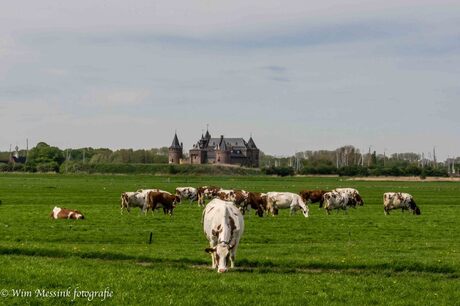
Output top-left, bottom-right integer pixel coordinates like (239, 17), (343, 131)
(197, 186), (222, 206)
(383, 192), (421, 215)
(175, 187), (198, 204)
(266, 192), (309, 217)
(147, 191), (180, 215)
(120, 191), (147, 214)
(203, 199), (244, 273)
(334, 188), (364, 207)
(299, 190), (327, 208)
(217, 189), (249, 213)
(50, 207), (84, 220)
(322, 191), (350, 214)
(246, 192), (267, 217)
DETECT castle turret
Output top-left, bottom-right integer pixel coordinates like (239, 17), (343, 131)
(168, 133), (183, 164)
(246, 136), (259, 167)
(215, 135), (230, 164)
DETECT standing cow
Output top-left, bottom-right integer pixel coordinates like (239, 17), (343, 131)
(383, 192), (421, 215)
(147, 191), (180, 215)
(246, 192), (267, 217)
(334, 188), (364, 207)
(120, 191), (146, 214)
(197, 186), (222, 206)
(299, 190), (328, 208)
(266, 192), (309, 217)
(322, 191), (350, 214)
(203, 199), (245, 273)
(175, 187), (198, 204)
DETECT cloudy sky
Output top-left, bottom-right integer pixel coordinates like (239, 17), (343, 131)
(1, 1), (459, 159)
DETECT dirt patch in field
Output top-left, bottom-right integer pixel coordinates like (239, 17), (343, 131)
(347, 176), (460, 182)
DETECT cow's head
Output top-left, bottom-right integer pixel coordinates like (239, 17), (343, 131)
(205, 241), (234, 273)
(409, 199), (420, 215)
(355, 194), (364, 206)
(302, 205), (309, 218)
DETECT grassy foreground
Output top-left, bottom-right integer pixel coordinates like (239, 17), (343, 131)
(0, 173), (459, 305)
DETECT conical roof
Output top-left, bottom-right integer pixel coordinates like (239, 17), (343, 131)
(218, 136), (228, 151)
(247, 136), (257, 149)
(170, 133), (182, 149)
(205, 129), (211, 139)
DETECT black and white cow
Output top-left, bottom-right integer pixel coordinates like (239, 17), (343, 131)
(383, 192), (421, 215)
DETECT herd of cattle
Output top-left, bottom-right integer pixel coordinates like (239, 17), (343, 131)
(49, 186), (421, 273)
(118, 186), (421, 218)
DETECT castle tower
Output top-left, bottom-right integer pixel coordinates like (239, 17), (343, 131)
(168, 132), (183, 164)
(246, 136), (260, 167)
(215, 135), (230, 164)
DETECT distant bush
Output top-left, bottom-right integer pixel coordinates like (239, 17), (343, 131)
(263, 166), (295, 177)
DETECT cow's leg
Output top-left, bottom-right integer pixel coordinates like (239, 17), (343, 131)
(230, 249), (237, 269)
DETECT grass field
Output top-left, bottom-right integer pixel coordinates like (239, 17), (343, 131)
(0, 173), (459, 305)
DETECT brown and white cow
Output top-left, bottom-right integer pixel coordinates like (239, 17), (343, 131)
(217, 189), (249, 213)
(203, 199), (244, 273)
(147, 191), (180, 215)
(299, 190), (328, 208)
(197, 186), (222, 206)
(120, 191), (146, 214)
(50, 207), (85, 220)
(266, 192), (309, 217)
(175, 187), (198, 204)
(334, 188), (364, 207)
(383, 192), (420, 215)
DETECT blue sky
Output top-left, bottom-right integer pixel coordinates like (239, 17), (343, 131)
(1, 1), (459, 159)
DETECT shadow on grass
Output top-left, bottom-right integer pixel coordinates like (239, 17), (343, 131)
(0, 246), (457, 277)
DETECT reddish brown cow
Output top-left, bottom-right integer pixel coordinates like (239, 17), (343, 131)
(147, 192), (180, 215)
(246, 192), (268, 217)
(299, 190), (328, 207)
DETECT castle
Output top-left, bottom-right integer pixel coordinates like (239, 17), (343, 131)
(168, 129), (259, 167)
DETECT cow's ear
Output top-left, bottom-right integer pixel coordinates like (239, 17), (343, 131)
(205, 247), (216, 253)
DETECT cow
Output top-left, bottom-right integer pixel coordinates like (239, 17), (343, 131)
(246, 192), (267, 217)
(50, 207), (84, 220)
(120, 191), (147, 214)
(333, 188), (364, 207)
(137, 188), (170, 212)
(147, 191), (180, 215)
(299, 190), (328, 208)
(203, 199), (244, 273)
(217, 189), (249, 213)
(266, 192), (309, 217)
(175, 187), (198, 204)
(197, 186), (222, 206)
(383, 192), (421, 215)
(322, 191), (350, 214)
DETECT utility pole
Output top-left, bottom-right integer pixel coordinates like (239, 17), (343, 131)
(433, 146), (437, 168)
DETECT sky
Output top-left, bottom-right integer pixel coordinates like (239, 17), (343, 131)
(1, 1), (459, 160)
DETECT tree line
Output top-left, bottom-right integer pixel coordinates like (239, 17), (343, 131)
(0, 142), (458, 177)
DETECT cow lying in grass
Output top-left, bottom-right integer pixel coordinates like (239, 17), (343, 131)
(50, 207), (84, 219)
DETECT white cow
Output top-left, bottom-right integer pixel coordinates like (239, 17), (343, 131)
(322, 191), (350, 214)
(203, 199), (244, 273)
(120, 192), (147, 214)
(383, 192), (421, 215)
(266, 192), (309, 217)
(175, 187), (198, 204)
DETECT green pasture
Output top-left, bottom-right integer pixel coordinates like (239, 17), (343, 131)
(0, 174), (459, 305)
